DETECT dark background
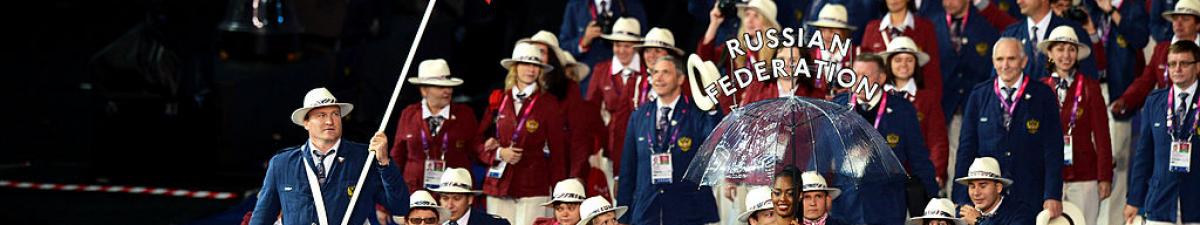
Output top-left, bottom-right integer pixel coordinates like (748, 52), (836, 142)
(0, 0), (702, 224)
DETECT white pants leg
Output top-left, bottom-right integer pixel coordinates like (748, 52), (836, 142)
(947, 112), (963, 198)
(1101, 83), (1133, 225)
(488, 196), (550, 225)
(1063, 181), (1101, 225)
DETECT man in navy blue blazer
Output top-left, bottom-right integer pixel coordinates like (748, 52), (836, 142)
(955, 38), (1065, 220)
(249, 88), (409, 225)
(1000, 0), (1098, 81)
(1125, 41), (1200, 225)
(616, 55), (722, 225)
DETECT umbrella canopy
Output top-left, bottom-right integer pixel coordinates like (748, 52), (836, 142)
(683, 96), (908, 188)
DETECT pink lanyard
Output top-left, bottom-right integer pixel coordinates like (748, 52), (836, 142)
(645, 96), (690, 153)
(848, 93), (889, 128)
(419, 119), (450, 161)
(1062, 76), (1085, 135)
(994, 77), (1030, 116)
(944, 8), (969, 35)
(1166, 87), (1200, 141)
(496, 92), (543, 146)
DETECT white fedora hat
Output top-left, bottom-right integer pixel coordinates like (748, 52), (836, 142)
(955, 157), (1014, 186)
(737, 186), (776, 222)
(806, 4), (856, 30)
(500, 42), (554, 72)
(634, 27), (684, 55)
(601, 17), (643, 42)
(1164, 0), (1200, 21)
(409, 190), (452, 225)
(407, 59), (464, 87)
(800, 171), (841, 199)
(1036, 201), (1086, 225)
(542, 178), (588, 206)
(428, 168), (482, 194)
(519, 31), (591, 78)
(289, 87), (354, 126)
(738, 0), (779, 28)
(687, 54), (723, 111)
(576, 196), (627, 225)
(1037, 26), (1092, 60)
(906, 198), (966, 225)
(881, 36), (931, 66)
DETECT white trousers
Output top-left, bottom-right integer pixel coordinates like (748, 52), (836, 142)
(1064, 181), (1101, 225)
(946, 112), (963, 198)
(487, 196), (551, 225)
(1100, 81), (1133, 225)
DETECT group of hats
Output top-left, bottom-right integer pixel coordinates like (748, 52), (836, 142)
(737, 171), (841, 222)
(406, 167), (477, 225)
(544, 178), (625, 225)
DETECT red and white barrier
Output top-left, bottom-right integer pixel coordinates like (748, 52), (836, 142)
(0, 180), (238, 200)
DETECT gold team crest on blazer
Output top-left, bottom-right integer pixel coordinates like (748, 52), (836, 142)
(679, 137), (693, 152)
(976, 43), (989, 57)
(886, 133), (901, 148)
(1027, 119), (1040, 134)
(526, 120), (539, 133)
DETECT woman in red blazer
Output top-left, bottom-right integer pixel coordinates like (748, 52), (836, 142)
(880, 37), (950, 184)
(861, 0), (944, 96)
(477, 42), (570, 225)
(1037, 26), (1113, 224)
(390, 59), (486, 193)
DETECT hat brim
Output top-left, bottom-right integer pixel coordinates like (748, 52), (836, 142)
(1163, 11), (1200, 21)
(576, 206), (628, 225)
(601, 34), (643, 42)
(1036, 202), (1084, 225)
(500, 59), (554, 72)
(428, 186), (483, 195)
(1036, 40), (1092, 60)
(954, 176), (1015, 186)
(881, 50), (931, 66)
(807, 20), (857, 30)
(291, 103), (354, 126)
(633, 44), (685, 56)
(540, 198), (586, 207)
(737, 206), (775, 223)
(407, 77), (465, 87)
(802, 188), (841, 199)
(906, 216), (966, 225)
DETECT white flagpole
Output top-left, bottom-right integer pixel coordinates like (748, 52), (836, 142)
(341, 0), (438, 224)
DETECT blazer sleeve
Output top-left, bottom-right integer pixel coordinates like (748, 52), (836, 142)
(616, 112), (641, 224)
(1086, 81), (1114, 182)
(1127, 95), (1157, 207)
(249, 157), (283, 225)
(1038, 89), (1066, 201)
(953, 91), (982, 205)
(902, 103), (942, 196)
(375, 160), (410, 215)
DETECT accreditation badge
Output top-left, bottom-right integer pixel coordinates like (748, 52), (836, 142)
(423, 159), (446, 189)
(651, 153), (674, 184)
(678, 137), (693, 152)
(526, 120), (539, 133)
(1026, 119), (1040, 134)
(1063, 136), (1074, 165)
(886, 133), (901, 148)
(1171, 141), (1192, 173)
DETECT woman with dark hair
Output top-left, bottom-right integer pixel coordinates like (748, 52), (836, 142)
(1037, 26), (1112, 225)
(771, 165), (802, 224)
(880, 37), (950, 186)
(861, 0), (944, 100)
